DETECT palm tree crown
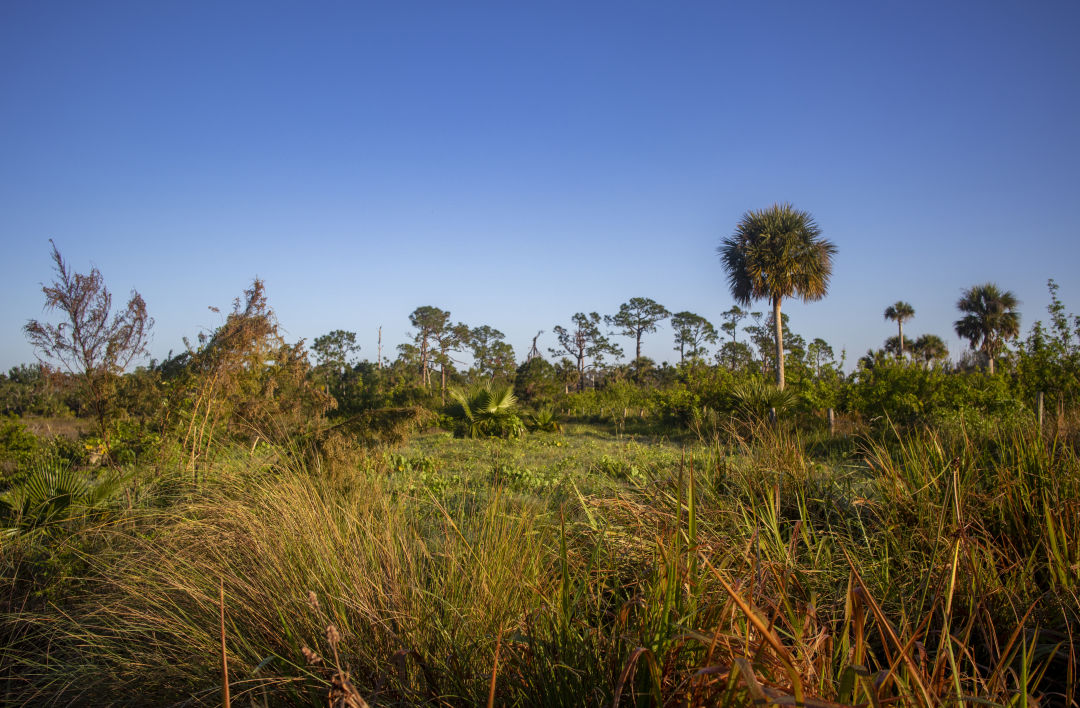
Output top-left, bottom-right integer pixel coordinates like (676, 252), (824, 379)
(954, 283), (1020, 375)
(718, 203), (836, 390)
(884, 301), (915, 356)
(912, 333), (948, 368)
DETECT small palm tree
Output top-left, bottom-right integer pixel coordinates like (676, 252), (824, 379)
(1, 461), (123, 540)
(728, 377), (796, 423)
(446, 382), (525, 438)
(912, 334), (949, 369)
(883, 335), (910, 358)
(526, 408), (562, 433)
(718, 203), (837, 390)
(954, 283), (1020, 374)
(859, 348), (888, 371)
(884, 301), (915, 357)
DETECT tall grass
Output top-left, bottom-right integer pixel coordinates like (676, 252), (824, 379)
(3, 422), (1077, 705)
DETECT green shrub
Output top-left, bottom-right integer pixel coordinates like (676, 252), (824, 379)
(0, 417), (40, 479)
(526, 408), (562, 433)
(593, 454), (644, 482)
(385, 451), (437, 475)
(105, 418), (161, 465)
(490, 463), (559, 491)
(847, 360), (1026, 428)
(651, 385), (702, 427)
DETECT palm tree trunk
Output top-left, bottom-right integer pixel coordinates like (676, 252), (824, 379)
(773, 297), (785, 390)
(898, 322), (904, 356)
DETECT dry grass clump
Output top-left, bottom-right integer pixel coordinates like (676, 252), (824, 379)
(6, 463), (549, 704)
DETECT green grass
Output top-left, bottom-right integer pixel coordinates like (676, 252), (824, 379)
(2, 422), (1077, 706)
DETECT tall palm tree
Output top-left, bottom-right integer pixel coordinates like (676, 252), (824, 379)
(954, 283), (1021, 374)
(718, 203), (837, 390)
(884, 301), (915, 357)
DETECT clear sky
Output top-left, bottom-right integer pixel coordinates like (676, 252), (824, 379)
(2, 1), (1078, 372)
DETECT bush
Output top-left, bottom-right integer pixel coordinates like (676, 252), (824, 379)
(490, 463), (559, 491)
(593, 454), (644, 482)
(847, 360), (1027, 429)
(0, 417), (40, 481)
(526, 408), (562, 433)
(651, 385), (702, 427)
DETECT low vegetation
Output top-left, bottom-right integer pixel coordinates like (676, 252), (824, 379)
(2, 419), (1077, 706)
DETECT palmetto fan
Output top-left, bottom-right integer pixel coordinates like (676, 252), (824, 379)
(447, 383), (525, 439)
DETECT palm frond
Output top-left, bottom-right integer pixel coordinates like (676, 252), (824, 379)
(1, 460), (125, 536)
(719, 203), (835, 302)
(447, 386), (475, 422)
(954, 283), (1021, 351)
(444, 382), (523, 438)
(729, 378), (796, 421)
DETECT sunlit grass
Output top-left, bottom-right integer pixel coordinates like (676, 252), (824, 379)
(3, 422), (1077, 705)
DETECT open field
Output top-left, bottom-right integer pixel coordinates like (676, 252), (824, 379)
(18, 417), (90, 441)
(3, 419), (1077, 706)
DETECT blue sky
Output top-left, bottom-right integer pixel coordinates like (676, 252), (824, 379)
(2, 1), (1078, 372)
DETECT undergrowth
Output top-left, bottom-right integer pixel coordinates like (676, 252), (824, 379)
(2, 422), (1077, 706)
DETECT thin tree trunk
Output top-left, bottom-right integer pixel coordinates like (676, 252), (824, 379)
(773, 297), (785, 390)
(898, 322), (904, 356)
(420, 335), (429, 386)
(88, 374), (110, 456)
(636, 334), (642, 361)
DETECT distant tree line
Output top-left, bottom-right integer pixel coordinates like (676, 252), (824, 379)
(6, 210), (1078, 463)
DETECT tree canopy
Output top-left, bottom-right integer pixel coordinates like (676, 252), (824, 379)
(606, 297), (670, 361)
(670, 311), (717, 365)
(551, 313), (621, 391)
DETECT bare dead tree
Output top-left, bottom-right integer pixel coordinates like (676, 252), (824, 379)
(24, 240), (153, 452)
(527, 330), (543, 361)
